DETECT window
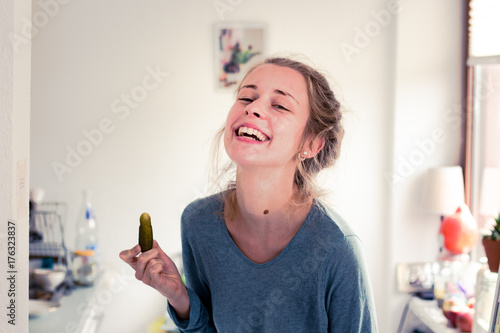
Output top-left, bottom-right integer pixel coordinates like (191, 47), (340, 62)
(466, 0), (500, 234)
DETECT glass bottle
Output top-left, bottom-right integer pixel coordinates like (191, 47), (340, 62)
(73, 189), (99, 285)
(473, 270), (498, 333)
(475, 257), (489, 301)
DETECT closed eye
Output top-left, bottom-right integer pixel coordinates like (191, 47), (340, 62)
(238, 98), (253, 103)
(273, 104), (289, 111)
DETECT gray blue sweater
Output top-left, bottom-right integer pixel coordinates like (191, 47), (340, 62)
(168, 193), (378, 332)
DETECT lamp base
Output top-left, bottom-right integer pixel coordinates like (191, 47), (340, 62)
(437, 250), (470, 263)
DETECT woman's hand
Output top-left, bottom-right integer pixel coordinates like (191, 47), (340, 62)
(119, 240), (190, 319)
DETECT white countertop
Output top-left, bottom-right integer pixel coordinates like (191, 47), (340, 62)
(29, 267), (168, 333)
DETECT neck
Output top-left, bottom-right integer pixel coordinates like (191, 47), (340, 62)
(222, 165), (314, 263)
(227, 165), (311, 233)
(239, 169), (292, 213)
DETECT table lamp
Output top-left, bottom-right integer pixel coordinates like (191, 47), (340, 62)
(422, 166), (465, 219)
(422, 166), (467, 259)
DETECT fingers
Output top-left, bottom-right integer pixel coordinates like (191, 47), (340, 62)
(120, 240), (180, 283)
(120, 240), (184, 300)
(134, 247), (158, 280)
(119, 244), (141, 267)
(142, 258), (164, 286)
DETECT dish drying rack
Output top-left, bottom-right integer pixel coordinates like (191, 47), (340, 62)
(29, 202), (71, 269)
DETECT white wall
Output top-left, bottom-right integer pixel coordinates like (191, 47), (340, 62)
(389, 1), (464, 330)
(0, 0), (31, 332)
(29, 0), (463, 331)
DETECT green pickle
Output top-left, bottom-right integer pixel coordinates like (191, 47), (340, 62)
(139, 212), (153, 252)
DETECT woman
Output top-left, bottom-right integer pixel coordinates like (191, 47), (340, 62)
(120, 57), (378, 332)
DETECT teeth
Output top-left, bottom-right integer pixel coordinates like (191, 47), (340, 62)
(237, 126), (268, 142)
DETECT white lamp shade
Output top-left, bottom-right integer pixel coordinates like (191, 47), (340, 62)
(422, 166), (465, 215)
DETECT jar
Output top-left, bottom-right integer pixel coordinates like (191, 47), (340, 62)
(434, 261), (452, 309)
(72, 250), (98, 285)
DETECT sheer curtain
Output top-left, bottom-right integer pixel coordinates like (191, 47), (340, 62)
(467, 0), (500, 244)
(470, 64), (500, 234)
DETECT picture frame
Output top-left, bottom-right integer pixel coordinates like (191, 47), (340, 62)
(214, 22), (267, 90)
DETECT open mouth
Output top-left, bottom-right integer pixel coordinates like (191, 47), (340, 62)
(235, 126), (270, 142)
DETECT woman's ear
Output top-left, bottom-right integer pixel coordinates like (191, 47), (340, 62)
(305, 136), (325, 158)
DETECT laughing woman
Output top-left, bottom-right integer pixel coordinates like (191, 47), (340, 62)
(120, 57), (378, 332)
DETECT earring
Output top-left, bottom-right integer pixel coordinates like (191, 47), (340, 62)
(299, 151), (308, 161)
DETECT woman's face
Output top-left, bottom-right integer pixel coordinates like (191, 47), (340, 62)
(224, 64), (310, 172)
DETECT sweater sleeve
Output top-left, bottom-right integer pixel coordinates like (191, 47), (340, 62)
(325, 235), (378, 333)
(167, 205), (216, 332)
(167, 287), (215, 332)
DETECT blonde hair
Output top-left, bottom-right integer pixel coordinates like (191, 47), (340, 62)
(210, 57), (344, 202)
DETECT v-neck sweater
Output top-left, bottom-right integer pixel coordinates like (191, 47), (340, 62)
(168, 192), (378, 332)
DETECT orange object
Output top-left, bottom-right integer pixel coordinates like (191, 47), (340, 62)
(74, 249), (95, 257)
(439, 204), (478, 254)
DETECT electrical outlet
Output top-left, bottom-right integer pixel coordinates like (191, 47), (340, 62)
(396, 262), (439, 293)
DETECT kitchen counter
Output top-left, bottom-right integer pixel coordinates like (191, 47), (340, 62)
(30, 273), (106, 333)
(29, 266), (168, 333)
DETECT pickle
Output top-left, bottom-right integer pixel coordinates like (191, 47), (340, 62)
(139, 212), (153, 252)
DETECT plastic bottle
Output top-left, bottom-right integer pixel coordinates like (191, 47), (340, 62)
(475, 257), (489, 301)
(73, 189), (99, 285)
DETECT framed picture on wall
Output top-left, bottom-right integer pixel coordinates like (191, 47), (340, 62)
(214, 22), (266, 90)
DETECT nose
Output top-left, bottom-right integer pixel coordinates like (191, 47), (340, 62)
(244, 100), (266, 119)
(245, 110), (262, 118)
